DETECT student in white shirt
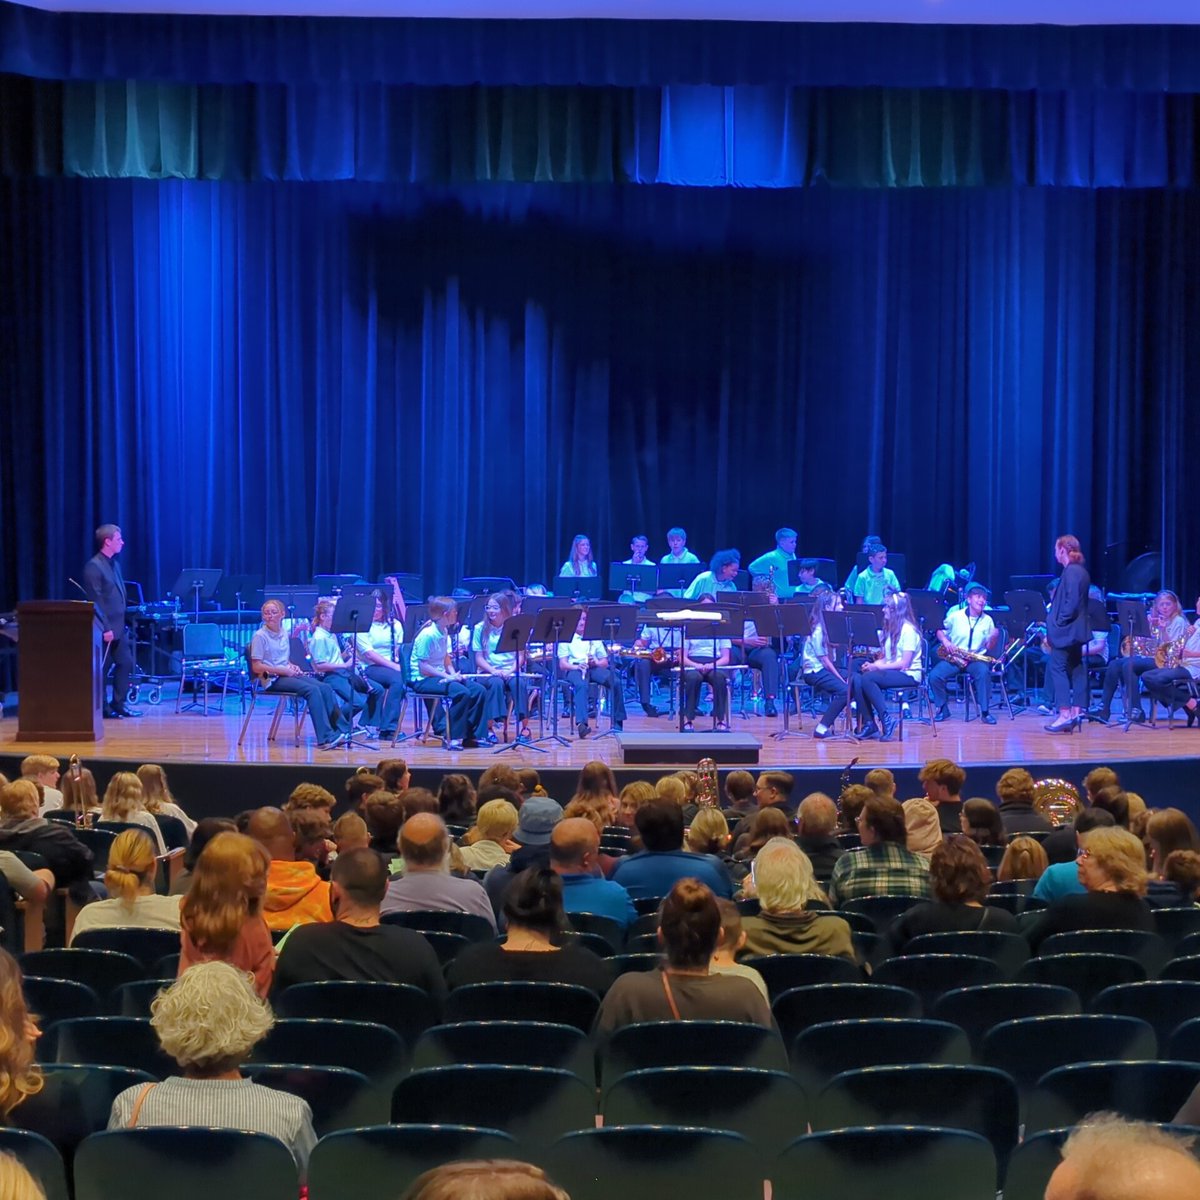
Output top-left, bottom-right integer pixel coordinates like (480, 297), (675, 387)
(308, 599), (375, 731)
(928, 583), (999, 725)
(410, 598), (488, 751)
(796, 588), (850, 739)
(559, 534), (597, 578)
(473, 591), (530, 742)
(851, 590), (924, 742)
(618, 534), (657, 604)
(632, 623), (681, 717)
(353, 582), (407, 737)
(556, 609), (626, 738)
(681, 599), (731, 732)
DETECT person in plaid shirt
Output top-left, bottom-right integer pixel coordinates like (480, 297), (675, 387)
(827, 794), (932, 907)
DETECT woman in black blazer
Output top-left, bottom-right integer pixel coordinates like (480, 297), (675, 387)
(1045, 534), (1091, 733)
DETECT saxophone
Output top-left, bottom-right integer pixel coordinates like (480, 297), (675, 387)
(753, 564), (778, 598)
(937, 644), (1001, 668)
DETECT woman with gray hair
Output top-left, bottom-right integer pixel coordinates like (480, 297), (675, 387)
(740, 838), (856, 962)
(107, 962), (315, 1169)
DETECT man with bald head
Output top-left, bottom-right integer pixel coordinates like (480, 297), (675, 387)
(550, 818), (636, 930)
(380, 812), (496, 931)
(1045, 1114), (1200, 1200)
(247, 806), (333, 931)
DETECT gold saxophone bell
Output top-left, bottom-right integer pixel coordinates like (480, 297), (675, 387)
(1032, 778), (1084, 827)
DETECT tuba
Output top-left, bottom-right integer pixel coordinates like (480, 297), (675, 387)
(696, 758), (719, 808)
(1032, 777), (1084, 827)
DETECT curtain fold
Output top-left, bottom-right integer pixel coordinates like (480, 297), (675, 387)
(3, 76), (1198, 186)
(1, 178), (1196, 606)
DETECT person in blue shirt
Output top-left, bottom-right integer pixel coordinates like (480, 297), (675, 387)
(550, 818), (636, 930)
(611, 802), (733, 901)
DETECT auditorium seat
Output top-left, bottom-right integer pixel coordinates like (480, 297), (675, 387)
(0, 1128), (69, 1200)
(49, 1016), (174, 1078)
(71, 929), (183, 972)
(242, 1064), (386, 1135)
(22, 976), (101, 1026)
(607, 953), (660, 977)
(871, 953), (1004, 1013)
(1161, 955), (1200, 981)
(771, 983), (920, 1048)
(112, 980), (175, 1019)
(250, 1019), (406, 1087)
(20, 950), (144, 1004)
(839, 896), (927, 931)
(1037, 930), (1170, 978)
(931, 984), (1080, 1053)
(1015, 953), (1145, 1005)
(1152, 908), (1200, 953)
(1168, 1016), (1200, 1061)
(1091, 980), (1200, 1047)
(1027, 1061), (1200, 1134)
(566, 912), (626, 952)
(380, 909), (495, 943)
(598, 1021), (788, 1090)
(900, 931), (1029, 977)
(740, 954), (861, 1000)
(412, 1021), (593, 1084)
(274, 981), (440, 1046)
(444, 982), (600, 1032)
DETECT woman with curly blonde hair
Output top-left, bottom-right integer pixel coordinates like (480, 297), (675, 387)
(100, 772), (165, 854)
(134, 765), (196, 836)
(108, 962), (315, 1170)
(69, 830), (182, 943)
(179, 833), (274, 998)
(0, 949), (43, 1120)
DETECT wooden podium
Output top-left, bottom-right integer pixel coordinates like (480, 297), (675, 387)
(16, 600), (104, 742)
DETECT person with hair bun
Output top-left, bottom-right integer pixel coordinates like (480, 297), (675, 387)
(445, 868), (611, 994)
(108, 962), (315, 1170)
(594, 879), (772, 1035)
(69, 830), (182, 943)
(1045, 534), (1092, 733)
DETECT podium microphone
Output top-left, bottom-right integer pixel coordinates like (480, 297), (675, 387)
(68, 577), (88, 598)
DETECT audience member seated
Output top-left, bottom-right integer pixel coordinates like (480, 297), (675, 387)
(826, 794), (932, 907)
(516, 767), (547, 800)
(247, 807), (333, 930)
(902, 798), (943, 859)
(170, 818), (236, 897)
(20, 756), (63, 815)
(1163, 850), (1200, 904)
(995, 767), (1053, 836)
(179, 832), (275, 998)
(0, 1151), (47, 1200)
(796, 793), (844, 879)
(374, 758), (413, 795)
(271, 848), (445, 999)
(686, 808), (735, 879)
(0, 949), (43, 1122)
(108, 962), (316, 1171)
(70, 830), (183, 942)
(136, 764), (197, 837)
(459, 800), (519, 872)
(549, 818), (636, 929)
(729, 771), (795, 842)
(997, 836), (1048, 884)
(723, 770), (757, 821)
(877, 835), (1018, 959)
(332, 812), (371, 856)
(59, 764), (101, 824)
(836, 784), (872, 833)
(437, 774), (478, 828)
(0, 779), (94, 904)
(864, 768), (897, 801)
(99, 771), (167, 855)
(617, 781), (655, 830)
(740, 839), (856, 961)
(400, 1160), (569, 1200)
(1045, 1114), (1200, 1200)
(1145, 809), (1200, 906)
(732, 808), (793, 869)
(382, 814), (497, 931)
(482, 798), (565, 917)
(344, 770), (385, 817)
(594, 880), (772, 1034)
(710, 900), (769, 1001)
(1032, 809), (1117, 903)
(1026, 826), (1156, 951)
(446, 868), (612, 993)
(291, 807), (336, 880)
(570, 761), (620, 822)
(561, 796), (622, 878)
(917, 759), (965, 834)
(960, 797), (1006, 848)
(363, 789), (406, 866)
(612, 802), (733, 901)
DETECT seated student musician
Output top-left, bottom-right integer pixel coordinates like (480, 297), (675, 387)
(631, 618), (681, 719)
(308, 598), (375, 734)
(1142, 594), (1200, 723)
(1092, 589), (1189, 724)
(556, 609), (626, 739)
(793, 558), (830, 597)
(928, 582), (999, 725)
(850, 590), (924, 742)
(250, 599), (349, 751)
(730, 602), (781, 718)
(851, 542), (901, 605)
(473, 591), (531, 743)
(795, 587), (849, 740)
(410, 597), (488, 751)
(681, 596), (731, 733)
(617, 534), (657, 604)
(659, 526), (701, 596)
(559, 534), (597, 578)
(747, 527), (798, 599)
(683, 548), (741, 600)
(352, 581), (407, 739)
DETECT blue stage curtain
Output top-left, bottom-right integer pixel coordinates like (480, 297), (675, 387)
(1, 177), (1196, 605)
(2, 76), (1197, 187)
(5, 4), (1200, 91)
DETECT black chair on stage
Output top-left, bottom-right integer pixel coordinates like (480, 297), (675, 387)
(175, 623), (240, 715)
(236, 643), (310, 747)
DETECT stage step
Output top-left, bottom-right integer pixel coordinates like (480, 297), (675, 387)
(616, 731), (762, 765)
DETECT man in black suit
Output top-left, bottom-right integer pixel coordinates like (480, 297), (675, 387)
(82, 523), (140, 718)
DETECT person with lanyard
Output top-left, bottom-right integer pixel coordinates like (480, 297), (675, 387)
(249, 599), (349, 751)
(410, 597), (488, 751)
(681, 595), (731, 732)
(556, 609), (626, 738)
(81, 523), (140, 719)
(353, 580), (407, 739)
(307, 598), (376, 735)
(631, 618), (682, 718)
(852, 542), (901, 605)
(747, 527), (798, 599)
(851, 590), (924, 741)
(683, 548), (741, 600)
(617, 533), (656, 604)
(472, 591), (531, 741)
(928, 582), (999, 725)
(795, 587), (850, 740)
(559, 533), (597, 577)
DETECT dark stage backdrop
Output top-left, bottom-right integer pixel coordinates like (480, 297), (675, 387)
(1, 177), (1197, 608)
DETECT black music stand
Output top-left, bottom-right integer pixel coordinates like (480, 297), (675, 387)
(581, 605), (640, 741)
(608, 562), (657, 600)
(171, 569), (222, 625)
(530, 605), (584, 748)
(488, 612), (544, 757)
(1003, 590), (1049, 710)
(553, 574), (602, 601)
(519, 595), (575, 619)
(658, 562), (704, 595)
(263, 585), (319, 625)
(378, 572), (425, 602)
(760, 601), (811, 740)
(312, 574), (364, 595)
(823, 608), (883, 742)
(1115, 599), (1151, 731)
(459, 577), (518, 596)
(654, 606), (731, 733)
(1010, 574), (1056, 596)
(907, 589), (948, 688)
(329, 585), (382, 752)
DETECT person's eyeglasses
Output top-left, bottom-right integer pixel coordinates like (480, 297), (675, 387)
(1076, 847), (1091, 860)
